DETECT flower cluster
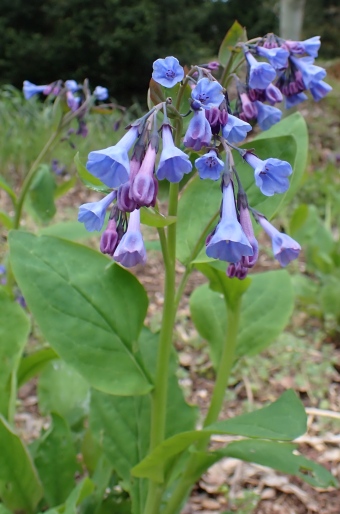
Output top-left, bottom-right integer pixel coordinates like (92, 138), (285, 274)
(23, 79), (109, 138)
(78, 41), (327, 275)
(234, 34), (331, 127)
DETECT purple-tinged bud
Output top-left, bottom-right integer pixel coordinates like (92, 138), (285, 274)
(206, 182), (253, 263)
(43, 82), (61, 96)
(243, 152), (292, 196)
(78, 191), (116, 232)
(239, 205), (259, 268)
(100, 218), (119, 256)
(265, 83), (283, 103)
(227, 261), (249, 280)
(183, 109), (212, 151)
(195, 149), (224, 180)
(117, 182), (137, 212)
(51, 159), (66, 175)
(240, 93), (258, 120)
(130, 144), (157, 207)
(113, 209), (147, 268)
(205, 107), (222, 135)
(245, 52), (276, 90)
(77, 120), (88, 138)
(207, 61), (220, 71)
(258, 215), (301, 267)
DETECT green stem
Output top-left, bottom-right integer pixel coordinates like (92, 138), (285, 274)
(162, 297), (242, 514)
(13, 130), (60, 229)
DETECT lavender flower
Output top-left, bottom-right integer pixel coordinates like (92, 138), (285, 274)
(66, 91), (81, 112)
(93, 86), (109, 101)
(309, 80), (332, 102)
(206, 182), (253, 263)
(222, 114), (252, 143)
(195, 150), (224, 180)
(265, 83), (283, 104)
(78, 191), (116, 231)
(245, 52), (276, 90)
(285, 36), (321, 58)
(100, 218), (119, 256)
(113, 209), (146, 268)
(239, 205), (259, 268)
(86, 126), (139, 188)
(254, 101), (282, 131)
(240, 93), (258, 120)
(130, 143), (158, 207)
(285, 92), (308, 109)
(191, 78), (224, 110)
(152, 56), (184, 88)
(23, 81), (48, 100)
(117, 182), (137, 212)
(156, 125), (192, 182)
(290, 56), (326, 88)
(258, 216), (301, 266)
(183, 109), (212, 151)
(65, 80), (79, 92)
(256, 46), (289, 69)
(244, 152), (292, 196)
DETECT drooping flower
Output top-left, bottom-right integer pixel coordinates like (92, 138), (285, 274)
(290, 56), (326, 88)
(309, 80), (332, 102)
(285, 36), (321, 58)
(254, 101), (282, 131)
(222, 114), (252, 143)
(244, 152), (292, 196)
(156, 125), (192, 182)
(23, 80), (48, 100)
(245, 52), (276, 90)
(191, 78), (224, 110)
(86, 126), (140, 188)
(195, 149), (224, 180)
(113, 209), (147, 268)
(239, 93), (258, 120)
(206, 182), (253, 263)
(152, 56), (184, 88)
(284, 92), (308, 109)
(66, 91), (81, 112)
(239, 205), (259, 268)
(256, 46), (289, 69)
(130, 143), (158, 207)
(78, 191), (116, 231)
(183, 109), (212, 151)
(93, 86), (109, 101)
(117, 181), (137, 212)
(258, 216), (301, 266)
(100, 218), (119, 256)
(65, 80), (79, 92)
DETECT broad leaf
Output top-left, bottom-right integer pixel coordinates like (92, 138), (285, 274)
(63, 478), (95, 514)
(224, 439), (337, 488)
(132, 390), (306, 482)
(0, 289), (30, 418)
(0, 415), (43, 513)
(9, 232), (152, 396)
(34, 413), (79, 507)
(18, 347), (58, 388)
(218, 21), (246, 67)
(39, 220), (94, 241)
(140, 207), (176, 228)
(27, 164), (57, 222)
(38, 360), (90, 426)
(190, 269), (294, 366)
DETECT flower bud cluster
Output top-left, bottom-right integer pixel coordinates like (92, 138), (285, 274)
(78, 39), (326, 275)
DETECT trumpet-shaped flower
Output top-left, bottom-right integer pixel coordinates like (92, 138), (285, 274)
(114, 209), (146, 268)
(78, 191), (116, 231)
(256, 46), (289, 69)
(285, 36), (321, 58)
(222, 114), (252, 143)
(290, 56), (326, 88)
(156, 125), (192, 182)
(309, 80), (332, 102)
(23, 80), (48, 100)
(65, 80), (79, 92)
(206, 182), (253, 263)
(244, 152), (292, 196)
(152, 56), (184, 88)
(285, 92), (308, 109)
(195, 149), (224, 180)
(183, 109), (212, 151)
(191, 78), (224, 110)
(258, 216), (301, 266)
(100, 218), (119, 256)
(254, 101), (282, 130)
(86, 126), (139, 188)
(93, 86), (109, 101)
(245, 52), (276, 90)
